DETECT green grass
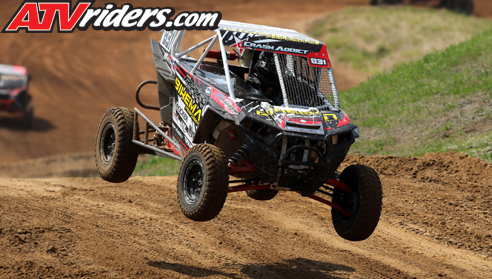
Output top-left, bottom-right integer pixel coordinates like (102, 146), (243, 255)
(342, 28), (492, 162)
(309, 6), (492, 74)
(134, 155), (181, 176)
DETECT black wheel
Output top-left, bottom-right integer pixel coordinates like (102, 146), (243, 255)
(443, 0), (474, 14)
(24, 104), (33, 130)
(370, 0), (402, 5)
(95, 107), (138, 183)
(246, 188), (278, 201)
(456, 0), (474, 15)
(331, 165), (382, 241)
(177, 144), (228, 221)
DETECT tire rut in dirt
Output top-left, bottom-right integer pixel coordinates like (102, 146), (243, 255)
(177, 144), (228, 221)
(95, 107), (138, 183)
(332, 164), (383, 241)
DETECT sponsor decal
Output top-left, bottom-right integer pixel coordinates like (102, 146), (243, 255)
(211, 91), (241, 115)
(160, 30), (179, 52)
(171, 128), (190, 151)
(175, 104), (189, 123)
(2, 1), (221, 33)
(172, 123), (184, 139)
(174, 76), (202, 125)
(221, 27), (319, 45)
(256, 107), (317, 117)
(182, 74), (206, 108)
(337, 113), (350, 127)
(243, 41), (308, 55)
(174, 102), (196, 140)
(322, 113), (337, 122)
(174, 124), (193, 148)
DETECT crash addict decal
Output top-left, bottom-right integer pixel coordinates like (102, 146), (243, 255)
(174, 76), (202, 125)
(220, 26), (324, 57)
(2, 1), (221, 33)
(243, 41), (308, 55)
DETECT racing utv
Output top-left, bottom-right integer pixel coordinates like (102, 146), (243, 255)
(95, 21), (383, 241)
(0, 64), (33, 129)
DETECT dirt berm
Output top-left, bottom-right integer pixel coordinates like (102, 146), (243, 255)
(1, 152), (491, 278)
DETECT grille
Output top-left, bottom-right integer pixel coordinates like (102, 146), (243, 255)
(275, 54), (339, 109)
(0, 90), (10, 100)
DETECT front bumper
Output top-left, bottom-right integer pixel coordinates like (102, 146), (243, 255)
(243, 123), (357, 193)
(0, 98), (25, 114)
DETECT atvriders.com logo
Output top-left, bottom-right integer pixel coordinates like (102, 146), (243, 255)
(2, 1), (222, 33)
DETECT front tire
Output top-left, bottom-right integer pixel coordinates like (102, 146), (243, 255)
(177, 144), (228, 221)
(456, 0), (474, 14)
(95, 107), (138, 183)
(332, 164), (383, 241)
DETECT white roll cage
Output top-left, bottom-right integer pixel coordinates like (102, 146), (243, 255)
(159, 30), (235, 100)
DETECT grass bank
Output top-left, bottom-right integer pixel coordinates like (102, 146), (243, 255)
(341, 28), (492, 162)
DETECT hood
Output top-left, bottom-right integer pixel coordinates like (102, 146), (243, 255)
(0, 64), (27, 76)
(245, 102), (352, 136)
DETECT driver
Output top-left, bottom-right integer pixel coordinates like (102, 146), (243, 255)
(247, 52), (283, 105)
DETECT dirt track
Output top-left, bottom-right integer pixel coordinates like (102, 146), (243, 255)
(1, 152), (491, 278)
(1, 0), (492, 277)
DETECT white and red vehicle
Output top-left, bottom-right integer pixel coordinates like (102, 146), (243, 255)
(0, 64), (33, 129)
(95, 21), (383, 241)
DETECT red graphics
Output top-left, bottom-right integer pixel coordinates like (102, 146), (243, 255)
(337, 113), (350, 127)
(306, 44), (331, 68)
(211, 90), (241, 116)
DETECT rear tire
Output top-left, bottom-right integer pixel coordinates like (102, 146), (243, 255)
(95, 107), (138, 183)
(331, 164), (382, 241)
(443, 0), (474, 14)
(456, 0), (474, 14)
(370, 0), (402, 5)
(246, 189), (278, 200)
(177, 144), (228, 221)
